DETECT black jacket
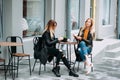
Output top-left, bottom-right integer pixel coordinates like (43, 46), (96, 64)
(42, 30), (59, 62)
(42, 30), (59, 48)
(79, 30), (93, 48)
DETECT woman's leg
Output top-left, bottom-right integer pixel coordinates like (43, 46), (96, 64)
(47, 48), (62, 77)
(47, 48), (62, 66)
(79, 41), (92, 74)
(47, 48), (78, 77)
(79, 41), (88, 61)
(61, 55), (79, 77)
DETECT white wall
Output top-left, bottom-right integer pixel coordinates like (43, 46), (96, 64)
(54, 0), (66, 38)
(85, 0), (90, 20)
(4, 0), (22, 39)
(12, 0), (22, 37)
(2, 0), (23, 61)
(79, 0), (85, 27)
(4, 0), (12, 39)
(95, 0), (117, 39)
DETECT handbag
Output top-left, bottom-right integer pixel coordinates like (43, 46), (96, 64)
(39, 40), (48, 65)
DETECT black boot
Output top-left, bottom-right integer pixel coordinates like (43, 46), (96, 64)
(69, 70), (79, 77)
(52, 66), (61, 77)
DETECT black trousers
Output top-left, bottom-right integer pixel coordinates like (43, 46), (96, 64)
(47, 47), (71, 70)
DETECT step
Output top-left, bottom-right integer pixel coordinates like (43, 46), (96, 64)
(105, 39), (120, 50)
(105, 47), (120, 58)
(103, 56), (120, 61)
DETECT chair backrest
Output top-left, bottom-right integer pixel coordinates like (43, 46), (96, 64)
(33, 36), (43, 59)
(6, 36), (24, 55)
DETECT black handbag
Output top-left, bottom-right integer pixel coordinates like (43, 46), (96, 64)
(39, 40), (48, 65)
(39, 46), (48, 65)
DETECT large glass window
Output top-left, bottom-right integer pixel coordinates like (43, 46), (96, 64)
(0, 0), (3, 40)
(71, 0), (80, 30)
(23, 0), (45, 37)
(102, 0), (111, 25)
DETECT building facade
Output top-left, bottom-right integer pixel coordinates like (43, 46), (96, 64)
(0, 0), (118, 58)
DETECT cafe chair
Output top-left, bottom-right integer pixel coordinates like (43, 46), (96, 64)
(32, 36), (46, 75)
(6, 36), (31, 77)
(0, 58), (6, 80)
(32, 36), (55, 75)
(73, 43), (93, 72)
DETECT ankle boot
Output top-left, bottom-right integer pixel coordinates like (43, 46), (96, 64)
(52, 66), (61, 77)
(69, 70), (79, 77)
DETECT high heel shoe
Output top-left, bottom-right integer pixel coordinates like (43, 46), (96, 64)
(85, 63), (93, 74)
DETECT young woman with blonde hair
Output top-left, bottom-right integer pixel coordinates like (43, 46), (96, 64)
(73, 18), (94, 74)
(42, 20), (79, 77)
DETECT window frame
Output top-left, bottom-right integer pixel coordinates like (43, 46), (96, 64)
(71, 0), (81, 30)
(102, 0), (111, 25)
(23, 0), (46, 38)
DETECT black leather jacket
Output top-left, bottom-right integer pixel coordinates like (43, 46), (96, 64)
(79, 30), (93, 47)
(42, 30), (59, 62)
(42, 30), (59, 48)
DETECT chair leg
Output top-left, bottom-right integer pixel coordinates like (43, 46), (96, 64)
(91, 54), (92, 62)
(91, 54), (93, 72)
(44, 64), (46, 71)
(77, 62), (80, 72)
(28, 56), (31, 75)
(39, 59), (41, 75)
(11, 56), (15, 80)
(4, 60), (7, 80)
(53, 58), (55, 68)
(73, 60), (76, 72)
(84, 62), (86, 69)
(32, 59), (37, 72)
(17, 57), (19, 77)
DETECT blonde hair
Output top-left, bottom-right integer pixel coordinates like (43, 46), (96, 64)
(43, 20), (57, 38)
(79, 18), (94, 37)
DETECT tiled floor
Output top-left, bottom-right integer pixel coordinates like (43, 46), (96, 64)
(1, 51), (120, 80)
(1, 39), (120, 80)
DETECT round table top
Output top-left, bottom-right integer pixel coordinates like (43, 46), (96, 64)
(0, 42), (23, 46)
(60, 41), (77, 45)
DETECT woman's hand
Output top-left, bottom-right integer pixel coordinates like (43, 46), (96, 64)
(58, 37), (64, 42)
(73, 34), (82, 41)
(73, 34), (77, 39)
(77, 36), (82, 40)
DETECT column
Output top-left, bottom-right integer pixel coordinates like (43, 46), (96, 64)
(66, 0), (71, 39)
(117, 0), (120, 39)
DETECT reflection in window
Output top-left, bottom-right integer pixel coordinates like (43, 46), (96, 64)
(23, 0), (45, 37)
(71, 0), (80, 30)
(102, 0), (111, 25)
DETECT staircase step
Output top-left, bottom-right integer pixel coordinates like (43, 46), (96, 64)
(105, 47), (120, 58)
(103, 56), (120, 61)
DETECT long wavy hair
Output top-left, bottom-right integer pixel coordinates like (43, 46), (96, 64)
(79, 18), (94, 36)
(43, 20), (57, 38)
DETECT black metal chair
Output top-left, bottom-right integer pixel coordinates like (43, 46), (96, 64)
(0, 58), (6, 80)
(32, 36), (46, 75)
(32, 36), (55, 75)
(6, 36), (31, 77)
(73, 43), (93, 72)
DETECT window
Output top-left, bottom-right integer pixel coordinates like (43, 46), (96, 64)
(23, 0), (45, 37)
(0, 0), (3, 40)
(102, 0), (111, 25)
(71, 0), (80, 30)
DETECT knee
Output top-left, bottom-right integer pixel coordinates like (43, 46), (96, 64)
(58, 52), (63, 57)
(79, 41), (86, 46)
